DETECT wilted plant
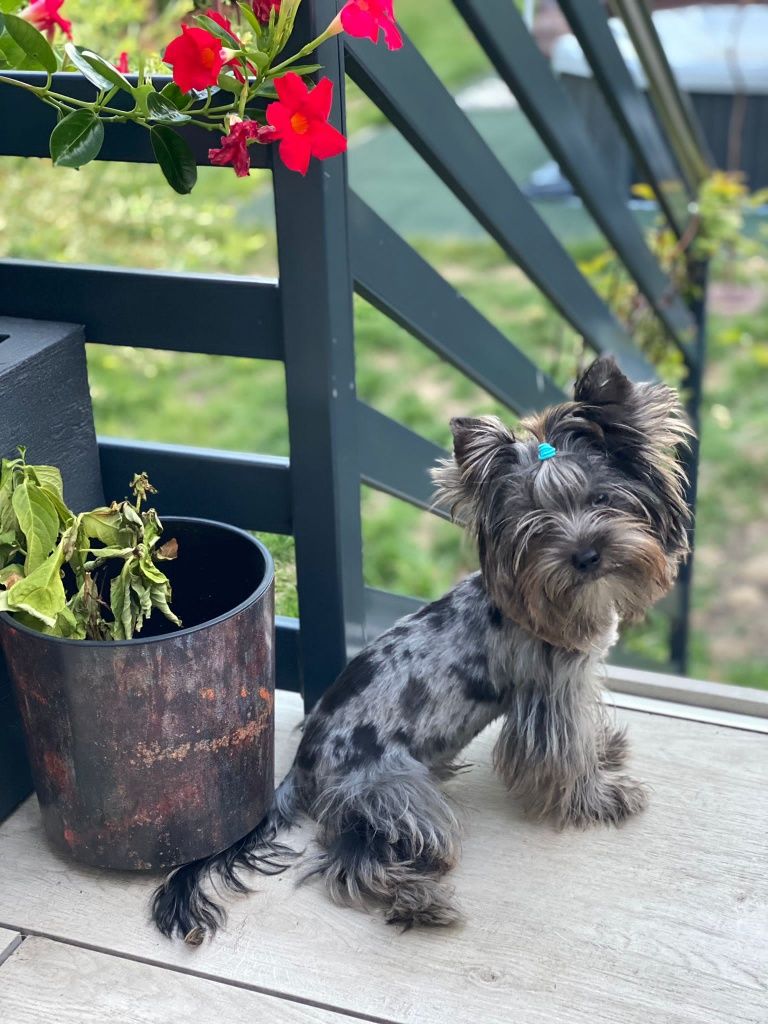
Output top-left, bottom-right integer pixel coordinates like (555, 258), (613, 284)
(0, 449), (180, 640)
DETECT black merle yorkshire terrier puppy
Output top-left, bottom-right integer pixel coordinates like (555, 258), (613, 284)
(152, 356), (694, 944)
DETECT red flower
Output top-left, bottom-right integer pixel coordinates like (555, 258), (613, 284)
(266, 73), (347, 175)
(20, 0), (72, 42)
(208, 118), (277, 178)
(340, 0), (402, 50)
(252, 0), (281, 24)
(204, 11), (258, 85)
(164, 25), (225, 93)
(116, 52), (130, 74)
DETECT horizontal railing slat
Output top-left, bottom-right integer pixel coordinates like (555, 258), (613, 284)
(556, 0), (692, 236)
(358, 402), (448, 515)
(364, 587), (425, 640)
(349, 192), (565, 413)
(0, 73), (271, 169)
(453, 0), (696, 364)
(0, 260), (283, 360)
(345, 34), (656, 381)
(98, 438), (292, 535)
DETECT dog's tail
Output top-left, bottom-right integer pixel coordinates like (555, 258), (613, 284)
(302, 757), (463, 929)
(150, 769), (302, 945)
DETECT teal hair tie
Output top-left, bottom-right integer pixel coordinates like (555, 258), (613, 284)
(538, 442), (557, 461)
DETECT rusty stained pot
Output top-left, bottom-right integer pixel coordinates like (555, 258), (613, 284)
(0, 518), (275, 871)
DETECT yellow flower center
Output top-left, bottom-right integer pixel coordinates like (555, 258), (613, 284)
(200, 46), (217, 69)
(290, 112), (310, 135)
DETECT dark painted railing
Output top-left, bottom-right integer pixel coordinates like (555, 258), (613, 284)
(0, 0), (709, 705)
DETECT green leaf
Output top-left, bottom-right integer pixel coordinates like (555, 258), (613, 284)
(146, 92), (191, 124)
(50, 109), (105, 169)
(0, 1), (26, 14)
(27, 465), (63, 500)
(0, 33), (40, 72)
(160, 82), (193, 110)
(12, 480), (59, 573)
(216, 72), (242, 94)
(79, 49), (133, 94)
(3, 13), (56, 73)
(150, 125), (197, 195)
(64, 42), (114, 91)
(266, 63), (321, 78)
(238, 2), (263, 38)
(243, 49), (270, 71)
(6, 542), (66, 627)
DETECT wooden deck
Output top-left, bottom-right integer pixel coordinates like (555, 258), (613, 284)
(0, 690), (765, 1024)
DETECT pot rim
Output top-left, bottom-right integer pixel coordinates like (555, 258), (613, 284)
(0, 515), (274, 648)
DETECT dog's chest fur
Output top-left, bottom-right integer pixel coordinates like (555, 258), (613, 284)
(295, 573), (615, 792)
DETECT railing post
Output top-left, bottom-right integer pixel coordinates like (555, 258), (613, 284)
(273, 0), (366, 710)
(670, 260), (708, 673)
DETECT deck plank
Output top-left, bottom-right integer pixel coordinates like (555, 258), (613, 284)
(0, 927), (21, 966)
(0, 936), (364, 1023)
(0, 691), (766, 1024)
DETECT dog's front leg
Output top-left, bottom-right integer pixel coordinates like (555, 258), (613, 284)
(492, 682), (648, 828)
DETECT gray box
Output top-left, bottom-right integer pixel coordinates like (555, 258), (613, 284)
(0, 318), (104, 820)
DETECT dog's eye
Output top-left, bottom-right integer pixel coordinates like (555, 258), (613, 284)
(591, 492), (610, 507)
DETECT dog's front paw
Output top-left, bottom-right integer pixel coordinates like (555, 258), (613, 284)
(563, 772), (649, 828)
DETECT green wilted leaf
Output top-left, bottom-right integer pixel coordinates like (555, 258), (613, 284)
(12, 480), (59, 573)
(6, 542), (66, 626)
(109, 559), (135, 640)
(50, 109), (105, 169)
(150, 582), (181, 628)
(80, 507), (135, 548)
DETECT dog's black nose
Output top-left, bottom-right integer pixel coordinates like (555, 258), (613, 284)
(572, 547), (601, 572)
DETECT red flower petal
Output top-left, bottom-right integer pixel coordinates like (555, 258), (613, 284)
(381, 16), (403, 50)
(341, 4), (379, 43)
(308, 119), (347, 161)
(265, 101), (293, 133)
(305, 76), (334, 121)
(273, 72), (309, 111)
(279, 135), (312, 176)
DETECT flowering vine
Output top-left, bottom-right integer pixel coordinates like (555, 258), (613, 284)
(0, 0), (403, 192)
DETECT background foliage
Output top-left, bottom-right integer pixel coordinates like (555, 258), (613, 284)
(1, 0), (766, 686)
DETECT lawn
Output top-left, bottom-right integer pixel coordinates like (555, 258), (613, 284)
(0, 0), (766, 688)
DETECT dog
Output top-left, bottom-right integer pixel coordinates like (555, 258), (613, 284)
(151, 355), (694, 944)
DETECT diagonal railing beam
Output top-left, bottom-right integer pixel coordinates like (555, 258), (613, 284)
(345, 34), (656, 382)
(349, 192), (565, 414)
(453, 0), (696, 364)
(557, 0), (692, 237)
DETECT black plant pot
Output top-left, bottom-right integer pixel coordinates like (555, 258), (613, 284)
(0, 517), (275, 871)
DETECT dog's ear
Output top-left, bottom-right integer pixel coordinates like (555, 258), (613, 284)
(573, 356), (633, 426)
(449, 416), (517, 476)
(573, 355), (693, 465)
(431, 416), (517, 523)
(574, 355), (695, 555)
